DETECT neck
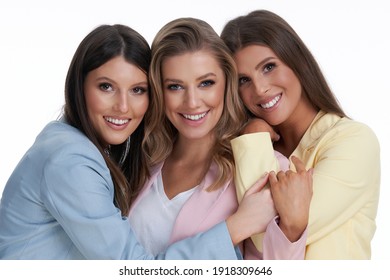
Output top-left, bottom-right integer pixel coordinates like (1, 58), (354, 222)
(161, 134), (215, 199)
(170, 134), (215, 165)
(274, 106), (318, 157)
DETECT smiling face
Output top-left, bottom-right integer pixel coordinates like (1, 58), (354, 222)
(161, 50), (225, 142)
(84, 56), (149, 146)
(234, 44), (305, 126)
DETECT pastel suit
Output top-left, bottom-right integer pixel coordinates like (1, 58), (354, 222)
(0, 120), (240, 259)
(130, 159), (307, 260)
(231, 111), (380, 259)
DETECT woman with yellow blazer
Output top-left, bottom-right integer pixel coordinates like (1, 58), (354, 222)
(221, 10), (380, 259)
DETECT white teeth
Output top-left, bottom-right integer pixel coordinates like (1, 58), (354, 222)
(260, 95), (281, 109)
(182, 112), (207, 121)
(105, 117), (129, 125)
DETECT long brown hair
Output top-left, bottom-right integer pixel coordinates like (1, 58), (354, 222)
(64, 24), (150, 214)
(221, 9), (346, 118)
(143, 18), (247, 190)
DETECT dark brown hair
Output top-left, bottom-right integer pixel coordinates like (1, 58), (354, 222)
(221, 10), (346, 117)
(64, 24), (150, 214)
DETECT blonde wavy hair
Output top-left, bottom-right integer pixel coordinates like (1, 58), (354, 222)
(142, 17), (247, 190)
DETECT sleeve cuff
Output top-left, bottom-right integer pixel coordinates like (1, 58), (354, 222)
(262, 217), (307, 260)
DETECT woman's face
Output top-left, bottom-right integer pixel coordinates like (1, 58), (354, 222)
(84, 56), (149, 146)
(161, 50), (225, 141)
(233, 45), (303, 126)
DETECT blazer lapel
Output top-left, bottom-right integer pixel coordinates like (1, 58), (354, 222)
(169, 163), (237, 244)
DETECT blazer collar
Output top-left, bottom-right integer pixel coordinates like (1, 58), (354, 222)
(293, 111), (342, 153)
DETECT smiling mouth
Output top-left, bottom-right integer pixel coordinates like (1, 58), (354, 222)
(181, 111), (208, 121)
(260, 94), (281, 109)
(104, 117), (129, 125)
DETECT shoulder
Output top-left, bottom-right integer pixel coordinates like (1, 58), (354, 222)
(329, 116), (379, 150)
(33, 121), (106, 172)
(311, 112), (379, 150)
(38, 122), (112, 193)
(39, 121), (100, 156)
(312, 114), (380, 175)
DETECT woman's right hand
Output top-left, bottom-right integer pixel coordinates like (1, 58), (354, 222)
(226, 173), (277, 245)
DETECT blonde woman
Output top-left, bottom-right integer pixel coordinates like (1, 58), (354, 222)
(128, 18), (312, 259)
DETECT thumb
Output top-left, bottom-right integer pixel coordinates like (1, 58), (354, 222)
(244, 172), (269, 197)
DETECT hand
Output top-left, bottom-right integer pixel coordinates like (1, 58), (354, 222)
(226, 173), (277, 245)
(269, 156), (313, 242)
(241, 118), (280, 142)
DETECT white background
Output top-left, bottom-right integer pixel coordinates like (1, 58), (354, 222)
(0, 0), (388, 260)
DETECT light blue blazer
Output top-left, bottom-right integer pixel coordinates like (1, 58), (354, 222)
(0, 120), (239, 259)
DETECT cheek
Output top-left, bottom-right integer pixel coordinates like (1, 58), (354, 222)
(211, 84), (226, 107)
(85, 91), (105, 117)
(280, 69), (301, 91)
(131, 96), (149, 117)
(163, 94), (179, 114)
(239, 91), (252, 108)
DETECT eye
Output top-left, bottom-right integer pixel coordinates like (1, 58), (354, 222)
(238, 76), (251, 86)
(166, 84), (184, 91)
(199, 80), (215, 88)
(263, 62), (276, 73)
(132, 86), (148, 95)
(99, 83), (113, 92)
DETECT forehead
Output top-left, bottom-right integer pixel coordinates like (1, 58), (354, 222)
(234, 45), (279, 72)
(234, 45), (276, 64)
(162, 50), (223, 77)
(88, 56), (146, 81)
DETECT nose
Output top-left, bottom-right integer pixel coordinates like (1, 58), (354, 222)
(253, 76), (269, 96)
(184, 86), (201, 109)
(114, 91), (129, 113)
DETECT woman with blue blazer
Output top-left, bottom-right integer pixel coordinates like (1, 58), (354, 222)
(0, 24), (268, 259)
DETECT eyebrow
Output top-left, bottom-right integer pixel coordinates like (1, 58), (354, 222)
(164, 78), (182, 84)
(96, 77), (148, 87)
(164, 73), (217, 84)
(96, 76), (115, 83)
(254, 57), (277, 71)
(197, 72), (216, 81)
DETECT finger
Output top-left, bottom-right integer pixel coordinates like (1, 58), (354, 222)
(276, 170), (287, 179)
(269, 131), (280, 142)
(244, 172), (269, 196)
(268, 171), (278, 186)
(291, 156), (306, 172)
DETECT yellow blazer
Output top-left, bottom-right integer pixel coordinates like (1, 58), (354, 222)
(231, 111), (380, 259)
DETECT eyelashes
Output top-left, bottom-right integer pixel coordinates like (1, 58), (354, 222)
(263, 62), (276, 73)
(238, 62), (277, 86)
(131, 87), (148, 95)
(99, 82), (113, 92)
(165, 80), (216, 91)
(98, 83), (148, 95)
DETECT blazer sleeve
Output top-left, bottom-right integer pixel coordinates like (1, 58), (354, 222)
(41, 141), (239, 260)
(232, 132), (298, 256)
(262, 218), (307, 259)
(243, 217), (307, 260)
(231, 132), (279, 202)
